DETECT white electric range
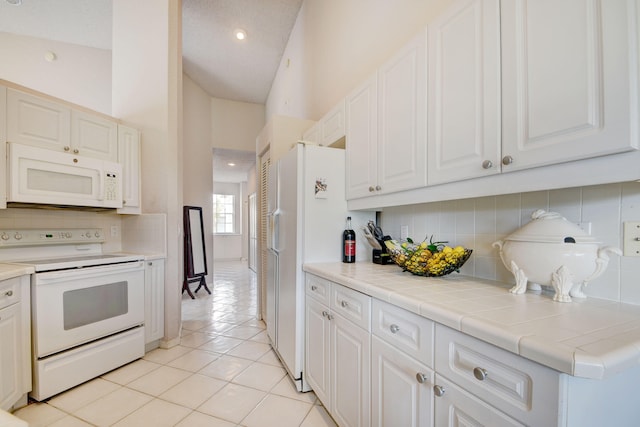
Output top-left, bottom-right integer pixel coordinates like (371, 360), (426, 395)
(0, 228), (146, 401)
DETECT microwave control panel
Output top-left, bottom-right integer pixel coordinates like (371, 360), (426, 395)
(104, 173), (118, 201)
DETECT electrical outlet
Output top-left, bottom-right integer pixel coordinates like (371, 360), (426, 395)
(110, 225), (119, 238)
(400, 225), (409, 240)
(623, 222), (640, 256)
(576, 222), (592, 234)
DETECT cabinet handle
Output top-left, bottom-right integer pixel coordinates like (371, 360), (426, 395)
(148, 262), (153, 266)
(64, 146), (70, 151)
(5, 290), (13, 297)
(322, 310), (329, 318)
(473, 367), (488, 381)
(73, 148), (79, 154)
(340, 300), (349, 308)
(502, 155), (514, 165)
(482, 160), (493, 169)
(389, 324), (400, 334)
(327, 314), (334, 320)
(433, 385), (446, 397)
(375, 185), (381, 191)
(416, 372), (428, 383)
(368, 186), (375, 192)
(311, 285), (317, 291)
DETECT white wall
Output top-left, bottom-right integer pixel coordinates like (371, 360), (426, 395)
(211, 98), (264, 152)
(183, 74), (214, 284)
(267, 0), (453, 120)
(0, 32), (112, 115)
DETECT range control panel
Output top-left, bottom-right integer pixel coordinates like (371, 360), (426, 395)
(0, 229), (105, 246)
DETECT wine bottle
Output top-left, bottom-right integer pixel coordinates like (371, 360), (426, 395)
(343, 216), (356, 263)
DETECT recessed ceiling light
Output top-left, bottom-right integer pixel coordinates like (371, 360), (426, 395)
(5, 0), (22, 5)
(227, 162), (236, 167)
(234, 29), (247, 41)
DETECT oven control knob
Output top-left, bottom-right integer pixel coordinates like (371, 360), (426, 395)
(65, 232), (72, 238)
(94, 231), (101, 238)
(14, 233), (22, 240)
(1, 233), (9, 241)
(85, 232), (92, 238)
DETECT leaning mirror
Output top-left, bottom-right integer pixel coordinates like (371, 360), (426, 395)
(182, 206), (211, 298)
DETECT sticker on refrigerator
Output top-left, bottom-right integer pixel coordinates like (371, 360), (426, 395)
(315, 178), (328, 199)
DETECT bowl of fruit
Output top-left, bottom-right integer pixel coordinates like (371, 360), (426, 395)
(385, 236), (472, 277)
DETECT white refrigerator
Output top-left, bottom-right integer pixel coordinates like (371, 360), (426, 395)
(266, 143), (372, 392)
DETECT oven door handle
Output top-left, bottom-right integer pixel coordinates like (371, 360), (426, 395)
(35, 261), (144, 283)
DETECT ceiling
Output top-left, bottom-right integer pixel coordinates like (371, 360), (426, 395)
(0, 0), (304, 181)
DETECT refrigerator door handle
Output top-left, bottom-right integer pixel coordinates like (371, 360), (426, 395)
(272, 210), (281, 253)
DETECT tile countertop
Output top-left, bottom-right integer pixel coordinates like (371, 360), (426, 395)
(0, 264), (34, 282)
(303, 262), (640, 381)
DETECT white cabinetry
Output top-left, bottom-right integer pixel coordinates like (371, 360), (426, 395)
(428, 0), (638, 186)
(7, 88), (118, 162)
(346, 31), (427, 200)
(0, 276), (30, 411)
(319, 100), (346, 146)
(371, 300), (435, 427)
(144, 259), (165, 348)
(427, 0), (501, 185)
(500, 0), (638, 171)
(0, 86), (6, 209)
(305, 274), (371, 427)
(117, 125), (141, 214)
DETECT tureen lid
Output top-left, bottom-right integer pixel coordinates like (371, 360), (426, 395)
(505, 209), (600, 244)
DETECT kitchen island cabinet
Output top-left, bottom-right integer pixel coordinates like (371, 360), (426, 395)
(0, 273), (31, 411)
(304, 262), (640, 426)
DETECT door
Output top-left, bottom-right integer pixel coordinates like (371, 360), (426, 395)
(345, 73), (378, 200)
(500, 0), (639, 170)
(427, 0), (501, 185)
(378, 31), (428, 193)
(371, 336), (434, 427)
(32, 262), (144, 357)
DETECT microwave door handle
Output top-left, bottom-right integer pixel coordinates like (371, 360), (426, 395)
(97, 171), (105, 201)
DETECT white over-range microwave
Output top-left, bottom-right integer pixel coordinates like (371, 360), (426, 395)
(7, 142), (123, 209)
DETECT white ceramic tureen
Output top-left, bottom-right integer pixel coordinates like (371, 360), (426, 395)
(492, 209), (621, 303)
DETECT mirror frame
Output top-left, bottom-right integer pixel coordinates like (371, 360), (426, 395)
(183, 205), (208, 278)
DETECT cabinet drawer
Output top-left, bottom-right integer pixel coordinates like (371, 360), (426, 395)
(306, 274), (331, 305)
(0, 277), (22, 310)
(434, 374), (524, 427)
(331, 284), (371, 331)
(372, 299), (434, 367)
(435, 325), (559, 426)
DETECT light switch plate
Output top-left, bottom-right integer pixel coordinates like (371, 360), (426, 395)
(623, 222), (640, 256)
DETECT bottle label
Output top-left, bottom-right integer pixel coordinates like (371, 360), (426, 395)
(345, 240), (355, 256)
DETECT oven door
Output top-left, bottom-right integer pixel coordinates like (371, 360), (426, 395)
(31, 261), (145, 358)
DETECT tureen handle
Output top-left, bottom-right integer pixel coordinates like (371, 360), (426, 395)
(583, 246), (622, 283)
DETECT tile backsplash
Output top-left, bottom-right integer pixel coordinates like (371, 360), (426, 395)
(380, 182), (640, 305)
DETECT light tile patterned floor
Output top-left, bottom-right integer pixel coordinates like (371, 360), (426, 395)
(13, 260), (336, 427)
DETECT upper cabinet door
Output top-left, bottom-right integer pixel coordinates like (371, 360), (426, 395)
(6, 89), (71, 151)
(72, 111), (118, 162)
(427, 0), (501, 185)
(345, 73), (378, 200)
(378, 32), (428, 194)
(321, 100), (346, 147)
(500, 0), (639, 171)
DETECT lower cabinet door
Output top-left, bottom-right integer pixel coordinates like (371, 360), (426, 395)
(305, 297), (331, 405)
(434, 375), (524, 427)
(371, 336), (433, 427)
(0, 303), (22, 410)
(332, 312), (370, 427)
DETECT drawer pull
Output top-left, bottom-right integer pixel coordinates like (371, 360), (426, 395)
(311, 285), (317, 291)
(4, 290), (13, 297)
(416, 372), (428, 384)
(389, 324), (400, 334)
(433, 385), (446, 397)
(340, 300), (349, 308)
(473, 367), (488, 381)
